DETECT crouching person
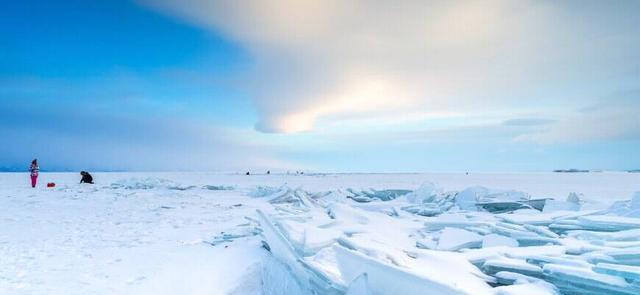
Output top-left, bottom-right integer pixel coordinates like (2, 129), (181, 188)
(80, 171), (94, 184)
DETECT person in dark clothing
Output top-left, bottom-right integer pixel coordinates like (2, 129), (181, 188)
(80, 171), (94, 184)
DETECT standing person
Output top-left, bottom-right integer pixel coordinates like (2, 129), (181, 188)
(29, 159), (39, 188)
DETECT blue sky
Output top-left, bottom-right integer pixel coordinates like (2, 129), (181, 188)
(1, 0), (639, 172)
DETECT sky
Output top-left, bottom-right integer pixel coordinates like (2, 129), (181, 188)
(0, 0), (639, 172)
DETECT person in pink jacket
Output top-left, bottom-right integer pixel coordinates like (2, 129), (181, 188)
(29, 159), (39, 188)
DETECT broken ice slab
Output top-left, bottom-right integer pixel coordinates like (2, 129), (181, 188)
(337, 235), (418, 268)
(334, 244), (494, 295)
(202, 185), (235, 190)
(551, 215), (640, 233)
(261, 257), (308, 295)
(482, 257), (543, 277)
(349, 200), (404, 217)
(110, 177), (182, 190)
(602, 192), (640, 218)
(454, 187), (538, 212)
(562, 238), (615, 256)
(208, 226), (262, 245)
(602, 248), (640, 266)
(591, 240), (640, 248)
(455, 186), (490, 211)
(492, 272), (559, 294)
(402, 204), (443, 217)
(542, 192), (582, 213)
(278, 219), (343, 256)
(493, 271), (553, 286)
(566, 228), (640, 242)
(405, 183), (441, 204)
(326, 203), (371, 226)
(208, 218), (262, 245)
(594, 263), (640, 281)
(479, 190), (532, 203)
(476, 198), (550, 214)
(436, 227), (483, 251)
(345, 273), (372, 295)
(522, 224), (559, 239)
(580, 252), (617, 265)
(461, 245), (566, 265)
(525, 254), (593, 268)
(489, 224), (560, 246)
(423, 220), (493, 231)
(346, 188), (411, 202)
(575, 215), (640, 231)
(466, 226), (494, 235)
(515, 237), (561, 247)
(267, 187), (318, 208)
(497, 211), (576, 226)
(415, 238), (438, 250)
(482, 234), (518, 248)
(256, 210), (345, 294)
(548, 219), (586, 233)
(348, 194), (374, 203)
(492, 222), (541, 238)
(542, 263), (639, 295)
(494, 271), (528, 285)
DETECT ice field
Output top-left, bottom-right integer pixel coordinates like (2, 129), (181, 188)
(1, 172), (640, 294)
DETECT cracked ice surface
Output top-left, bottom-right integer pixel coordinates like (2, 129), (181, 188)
(1, 172), (640, 294)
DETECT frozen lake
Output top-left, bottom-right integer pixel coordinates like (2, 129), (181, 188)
(1, 172), (639, 294)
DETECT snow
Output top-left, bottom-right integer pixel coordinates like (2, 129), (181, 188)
(494, 283), (558, 295)
(1, 171), (640, 294)
(437, 228), (483, 251)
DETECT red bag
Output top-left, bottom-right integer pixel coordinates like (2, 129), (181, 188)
(47, 183), (55, 188)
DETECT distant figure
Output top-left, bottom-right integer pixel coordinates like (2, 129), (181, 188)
(29, 159), (39, 188)
(267, 170), (271, 175)
(246, 171), (250, 175)
(80, 171), (94, 184)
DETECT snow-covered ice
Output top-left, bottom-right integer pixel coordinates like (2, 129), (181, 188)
(1, 171), (640, 294)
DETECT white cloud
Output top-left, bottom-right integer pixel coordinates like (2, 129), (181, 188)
(141, 0), (640, 134)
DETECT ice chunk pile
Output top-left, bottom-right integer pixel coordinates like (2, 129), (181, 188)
(207, 217), (262, 246)
(253, 183), (640, 294)
(400, 185), (551, 217)
(602, 192), (640, 217)
(257, 206), (495, 295)
(110, 177), (196, 190)
(202, 184), (235, 191)
(346, 188), (412, 203)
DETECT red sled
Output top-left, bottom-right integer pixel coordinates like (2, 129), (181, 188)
(47, 183), (56, 188)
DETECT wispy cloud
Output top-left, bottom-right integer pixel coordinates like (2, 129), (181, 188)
(141, 0), (640, 135)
